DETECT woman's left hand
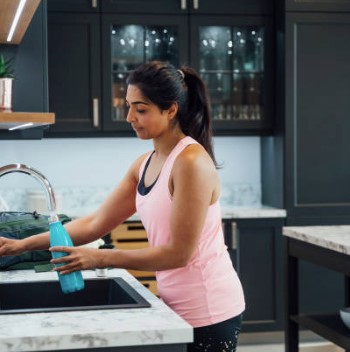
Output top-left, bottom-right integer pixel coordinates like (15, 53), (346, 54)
(50, 246), (101, 275)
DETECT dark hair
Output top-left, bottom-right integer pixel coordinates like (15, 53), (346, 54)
(126, 61), (218, 167)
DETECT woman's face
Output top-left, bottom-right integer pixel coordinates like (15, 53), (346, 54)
(126, 84), (176, 140)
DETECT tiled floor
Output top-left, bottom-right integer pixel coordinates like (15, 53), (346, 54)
(237, 344), (283, 351)
(237, 342), (344, 352)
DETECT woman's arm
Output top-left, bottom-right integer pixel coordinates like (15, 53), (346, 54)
(52, 144), (220, 274)
(0, 155), (145, 256)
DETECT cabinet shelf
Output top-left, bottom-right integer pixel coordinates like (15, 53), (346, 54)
(291, 314), (350, 350)
(0, 0), (41, 44)
(0, 112), (55, 130)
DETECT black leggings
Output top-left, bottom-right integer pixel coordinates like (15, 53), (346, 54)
(187, 314), (243, 352)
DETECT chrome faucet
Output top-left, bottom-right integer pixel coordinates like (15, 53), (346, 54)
(0, 163), (59, 223)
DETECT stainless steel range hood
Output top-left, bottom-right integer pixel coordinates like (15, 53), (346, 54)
(0, 0), (40, 45)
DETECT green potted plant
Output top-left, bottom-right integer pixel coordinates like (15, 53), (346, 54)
(0, 54), (15, 111)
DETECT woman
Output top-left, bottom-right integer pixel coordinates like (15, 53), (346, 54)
(0, 61), (245, 351)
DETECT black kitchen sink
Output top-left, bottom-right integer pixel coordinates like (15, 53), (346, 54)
(0, 277), (151, 314)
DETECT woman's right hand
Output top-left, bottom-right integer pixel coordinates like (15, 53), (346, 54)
(0, 237), (25, 256)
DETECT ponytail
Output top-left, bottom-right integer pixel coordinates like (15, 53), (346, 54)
(179, 65), (217, 167)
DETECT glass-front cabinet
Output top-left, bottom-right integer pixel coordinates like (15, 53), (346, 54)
(192, 16), (273, 134)
(102, 14), (272, 135)
(196, 23), (266, 129)
(102, 15), (188, 132)
(47, 1), (273, 136)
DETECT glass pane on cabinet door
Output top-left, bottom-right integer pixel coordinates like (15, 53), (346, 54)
(145, 27), (178, 64)
(111, 24), (179, 121)
(233, 27), (264, 121)
(199, 25), (265, 122)
(199, 26), (232, 121)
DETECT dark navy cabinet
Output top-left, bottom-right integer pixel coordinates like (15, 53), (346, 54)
(223, 217), (285, 332)
(262, 4), (350, 332)
(284, 12), (350, 224)
(47, 0), (100, 12)
(262, 7), (350, 225)
(285, 0), (350, 12)
(101, 0), (273, 15)
(47, 13), (101, 134)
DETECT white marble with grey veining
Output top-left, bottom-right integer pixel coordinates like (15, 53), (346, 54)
(0, 185), (286, 220)
(0, 269), (192, 352)
(283, 225), (350, 255)
(221, 206), (286, 219)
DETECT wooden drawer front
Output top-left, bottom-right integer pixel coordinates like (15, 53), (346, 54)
(114, 241), (149, 250)
(111, 222), (156, 286)
(128, 269), (155, 278)
(111, 222), (149, 249)
(140, 279), (158, 296)
(112, 223), (147, 240)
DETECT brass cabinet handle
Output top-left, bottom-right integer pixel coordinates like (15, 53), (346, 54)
(91, 0), (98, 8)
(193, 0), (199, 10)
(93, 98), (99, 128)
(181, 0), (187, 10)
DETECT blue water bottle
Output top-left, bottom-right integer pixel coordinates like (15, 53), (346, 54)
(49, 220), (85, 294)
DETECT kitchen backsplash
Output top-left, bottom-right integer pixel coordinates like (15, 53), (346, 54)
(0, 136), (262, 214)
(0, 183), (261, 216)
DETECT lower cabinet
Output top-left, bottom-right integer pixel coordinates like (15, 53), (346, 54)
(111, 222), (158, 296)
(223, 217), (285, 332)
(112, 217), (285, 333)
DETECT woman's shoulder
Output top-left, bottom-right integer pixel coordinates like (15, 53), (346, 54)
(174, 143), (216, 176)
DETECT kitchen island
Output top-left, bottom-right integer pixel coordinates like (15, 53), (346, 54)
(283, 225), (350, 352)
(0, 269), (192, 352)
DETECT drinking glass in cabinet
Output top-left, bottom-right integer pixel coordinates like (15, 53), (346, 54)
(199, 25), (265, 122)
(110, 24), (179, 121)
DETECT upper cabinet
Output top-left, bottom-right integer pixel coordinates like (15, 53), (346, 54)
(45, 0), (100, 12)
(46, 0), (274, 137)
(47, 13), (101, 134)
(100, 0), (273, 15)
(285, 0), (350, 12)
(284, 12), (350, 224)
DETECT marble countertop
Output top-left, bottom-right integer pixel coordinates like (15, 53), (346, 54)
(283, 225), (350, 255)
(0, 269), (192, 352)
(221, 205), (286, 219)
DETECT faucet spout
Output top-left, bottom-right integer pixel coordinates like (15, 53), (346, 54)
(0, 164), (59, 223)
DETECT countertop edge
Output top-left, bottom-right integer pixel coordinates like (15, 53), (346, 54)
(0, 269), (193, 351)
(283, 225), (350, 256)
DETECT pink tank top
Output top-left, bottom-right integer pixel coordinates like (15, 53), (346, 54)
(136, 136), (245, 328)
